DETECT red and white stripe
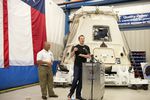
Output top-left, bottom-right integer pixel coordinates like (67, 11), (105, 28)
(0, 0), (65, 68)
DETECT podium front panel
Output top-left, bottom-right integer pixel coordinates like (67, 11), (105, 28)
(82, 62), (105, 100)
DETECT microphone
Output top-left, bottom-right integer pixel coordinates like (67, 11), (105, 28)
(91, 54), (94, 58)
(90, 54), (94, 62)
(90, 54), (99, 63)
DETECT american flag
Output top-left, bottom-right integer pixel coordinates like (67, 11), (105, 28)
(0, 0), (65, 68)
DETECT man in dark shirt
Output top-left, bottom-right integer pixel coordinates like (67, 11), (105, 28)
(68, 35), (91, 100)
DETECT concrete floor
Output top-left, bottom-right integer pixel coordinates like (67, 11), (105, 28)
(0, 85), (150, 100)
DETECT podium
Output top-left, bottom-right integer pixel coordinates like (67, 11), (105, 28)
(82, 62), (105, 100)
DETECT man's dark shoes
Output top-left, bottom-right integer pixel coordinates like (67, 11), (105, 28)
(49, 94), (58, 98)
(76, 97), (86, 100)
(42, 96), (47, 100)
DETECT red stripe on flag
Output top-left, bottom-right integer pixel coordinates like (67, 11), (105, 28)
(3, 0), (9, 67)
(31, 8), (47, 64)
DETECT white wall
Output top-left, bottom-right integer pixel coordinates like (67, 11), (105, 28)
(46, 0), (65, 59)
(122, 29), (150, 63)
(113, 2), (150, 15)
(113, 1), (150, 63)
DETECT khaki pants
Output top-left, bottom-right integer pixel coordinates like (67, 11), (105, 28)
(38, 66), (55, 96)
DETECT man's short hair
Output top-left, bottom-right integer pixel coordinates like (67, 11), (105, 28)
(78, 35), (84, 40)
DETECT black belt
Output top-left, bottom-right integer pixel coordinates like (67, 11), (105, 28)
(41, 64), (49, 67)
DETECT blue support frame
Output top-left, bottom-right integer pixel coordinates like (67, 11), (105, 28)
(65, 0), (70, 35)
(65, 9), (70, 35)
(61, 0), (138, 9)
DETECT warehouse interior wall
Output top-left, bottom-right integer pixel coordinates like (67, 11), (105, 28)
(45, 0), (65, 60)
(0, 0), (150, 90)
(115, 2), (150, 64)
(122, 29), (150, 64)
(69, 1), (150, 64)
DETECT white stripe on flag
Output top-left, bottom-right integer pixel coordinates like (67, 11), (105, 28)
(8, 0), (34, 66)
(0, 1), (4, 67)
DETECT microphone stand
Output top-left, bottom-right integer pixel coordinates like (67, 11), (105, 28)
(90, 55), (100, 100)
(90, 55), (94, 100)
(84, 48), (99, 100)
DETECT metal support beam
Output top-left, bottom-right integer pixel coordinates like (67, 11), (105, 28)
(65, 0), (70, 35)
(59, 0), (139, 9)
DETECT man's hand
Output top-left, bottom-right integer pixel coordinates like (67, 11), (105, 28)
(37, 60), (52, 67)
(37, 60), (43, 66)
(47, 62), (52, 67)
(86, 54), (91, 58)
(73, 47), (78, 52)
(70, 47), (78, 58)
(79, 54), (91, 58)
